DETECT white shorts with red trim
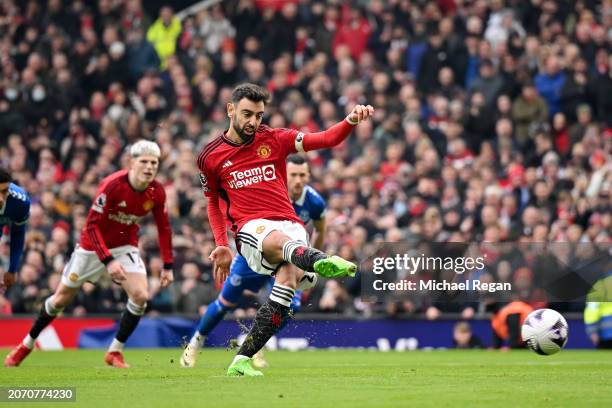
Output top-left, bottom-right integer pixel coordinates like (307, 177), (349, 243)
(61, 245), (146, 288)
(236, 219), (308, 276)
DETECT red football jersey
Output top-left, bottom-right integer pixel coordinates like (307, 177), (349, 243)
(80, 170), (173, 266)
(197, 125), (303, 236)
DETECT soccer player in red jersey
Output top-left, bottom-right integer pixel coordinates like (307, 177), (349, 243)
(196, 83), (373, 376)
(4, 141), (174, 368)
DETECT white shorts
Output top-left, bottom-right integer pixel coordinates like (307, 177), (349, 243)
(61, 245), (146, 288)
(236, 219), (308, 276)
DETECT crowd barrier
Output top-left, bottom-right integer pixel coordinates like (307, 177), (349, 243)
(0, 316), (593, 350)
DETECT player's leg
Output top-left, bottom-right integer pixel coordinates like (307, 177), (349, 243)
(105, 271), (147, 368)
(180, 294), (236, 368)
(258, 222), (356, 278)
(251, 285), (305, 370)
(4, 283), (79, 367)
(4, 246), (98, 367)
(227, 262), (299, 377)
(182, 255), (268, 367)
(104, 246), (148, 368)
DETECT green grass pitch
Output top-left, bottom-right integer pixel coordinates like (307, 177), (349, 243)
(1, 349), (610, 407)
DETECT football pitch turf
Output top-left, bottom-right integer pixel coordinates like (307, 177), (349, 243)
(0, 349), (610, 407)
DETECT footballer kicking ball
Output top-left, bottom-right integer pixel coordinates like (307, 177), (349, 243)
(521, 308), (569, 355)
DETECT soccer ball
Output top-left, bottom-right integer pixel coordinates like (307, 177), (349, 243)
(521, 308), (568, 355)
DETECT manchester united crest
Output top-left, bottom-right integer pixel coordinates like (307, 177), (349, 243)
(256, 144), (271, 159)
(256, 225), (266, 234)
(143, 200), (154, 211)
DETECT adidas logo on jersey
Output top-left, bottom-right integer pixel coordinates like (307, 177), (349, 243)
(222, 160), (233, 169)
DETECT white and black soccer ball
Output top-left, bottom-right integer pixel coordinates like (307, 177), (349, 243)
(521, 308), (569, 355)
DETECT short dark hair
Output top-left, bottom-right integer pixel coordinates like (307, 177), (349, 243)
(0, 167), (12, 183)
(231, 83), (270, 104)
(287, 154), (307, 166)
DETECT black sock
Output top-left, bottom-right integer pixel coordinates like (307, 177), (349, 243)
(29, 306), (56, 339)
(237, 299), (290, 357)
(281, 241), (327, 272)
(115, 300), (145, 343)
(29, 298), (60, 339)
(115, 310), (141, 343)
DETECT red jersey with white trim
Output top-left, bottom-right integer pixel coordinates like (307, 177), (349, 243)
(197, 125), (302, 235)
(80, 170), (173, 265)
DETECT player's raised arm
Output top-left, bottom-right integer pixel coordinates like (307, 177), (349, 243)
(294, 104), (375, 153)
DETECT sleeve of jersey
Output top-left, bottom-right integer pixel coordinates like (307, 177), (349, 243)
(84, 189), (114, 264)
(199, 160), (229, 247)
(8, 202), (29, 273)
(207, 195), (229, 247)
(295, 119), (355, 153)
(314, 196), (327, 220)
(153, 188), (174, 269)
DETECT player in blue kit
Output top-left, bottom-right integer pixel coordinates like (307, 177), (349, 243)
(180, 155), (326, 368)
(0, 167), (30, 292)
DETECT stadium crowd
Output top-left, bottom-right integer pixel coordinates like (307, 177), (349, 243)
(0, 0), (610, 318)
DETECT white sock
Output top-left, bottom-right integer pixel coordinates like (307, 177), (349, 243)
(231, 354), (249, 365)
(22, 334), (35, 350)
(108, 338), (124, 353)
(189, 334), (204, 348)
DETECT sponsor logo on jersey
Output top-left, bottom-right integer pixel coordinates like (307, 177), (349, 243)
(8, 189), (28, 202)
(108, 211), (141, 225)
(118, 201), (127, 207)
(256, 144), (271, 159)
(227, 165), (276, 189)
(256, 225), (265, 234)
(143, 200), (154, 211)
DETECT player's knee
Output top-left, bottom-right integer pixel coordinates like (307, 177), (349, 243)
(129, 290), (148, 308)
(218, 295), (237, 309)
(274, 264), (299, 289)
(53, 288), (76, 309)
(127, 298), (147, 316)
(262, 231), (291, 261)
(46, 297), (65, 316)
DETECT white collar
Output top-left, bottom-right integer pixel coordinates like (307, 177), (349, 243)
(293, 185), (308, 206)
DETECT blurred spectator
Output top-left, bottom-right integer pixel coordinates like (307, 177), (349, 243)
(492, 300), (534, 349)
(584, 274), (612, 349)
(171, 262), (215, 314)
(146, 6), (181, 70)
(452, 321), (483, 349)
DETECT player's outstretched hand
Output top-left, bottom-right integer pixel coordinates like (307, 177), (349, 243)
(209, 246), (233, 285)
(346, 104), (374, 125)
(160, 268), (174, 288)
(107, 260), (127, 282)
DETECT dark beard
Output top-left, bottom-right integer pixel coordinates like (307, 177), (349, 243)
(232, 121), (254, 143)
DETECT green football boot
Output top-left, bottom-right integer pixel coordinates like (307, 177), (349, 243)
(227, 357), (264, 377)
(314, 255), (357, 278)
